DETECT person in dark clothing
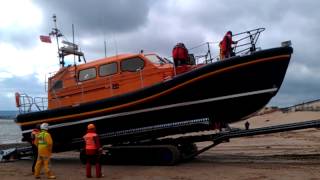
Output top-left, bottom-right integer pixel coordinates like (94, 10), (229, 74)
(31, 124), (41, 174)
(172, 43), (189, 66)
(245, 121), (250, 130)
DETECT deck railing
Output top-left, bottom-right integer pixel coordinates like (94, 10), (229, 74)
(15, 93), (48, 114)
(232, 28), (265, 56)
(189, 28), (266, 64)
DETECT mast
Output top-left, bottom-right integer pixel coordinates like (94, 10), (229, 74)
(48, 14), (86, 67)
(49, 14), (64, 67)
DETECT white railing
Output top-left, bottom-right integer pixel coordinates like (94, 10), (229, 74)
(15, 93), (48, 114)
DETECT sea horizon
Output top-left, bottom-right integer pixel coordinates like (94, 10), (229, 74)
(0, 110), (18, 120)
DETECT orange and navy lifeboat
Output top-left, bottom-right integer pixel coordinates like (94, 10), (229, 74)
(15, 46), (293, 152)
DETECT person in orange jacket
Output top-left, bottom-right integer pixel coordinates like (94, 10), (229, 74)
(83, 123), (102, 178)
(30, 124), (40, 173)
(34, 123), (56, 179)
(219, 31), (237, 60)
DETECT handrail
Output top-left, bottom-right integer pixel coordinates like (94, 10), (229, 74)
(232, 28), (265, 55)
(16, 93), (48, 114)
(186, 28), (266, 64)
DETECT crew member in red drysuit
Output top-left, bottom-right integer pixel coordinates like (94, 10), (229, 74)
(172, 43), (189, 66)
(83, 124), (102, 178)
(219, 31), (236, 60)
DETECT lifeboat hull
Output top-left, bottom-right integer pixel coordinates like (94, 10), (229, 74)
(15, 46), (293, 152)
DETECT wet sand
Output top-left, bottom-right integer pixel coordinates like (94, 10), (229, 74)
(1, 111), (320, 180)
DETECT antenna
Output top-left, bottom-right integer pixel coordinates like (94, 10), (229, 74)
(49, 14), (64, 67)
(206, 42), (212, 63)
(72, 24), (76, 65)
(115, 36), (118, 56)
(101, 9), (107, 58)
(104, 37), (107, 58)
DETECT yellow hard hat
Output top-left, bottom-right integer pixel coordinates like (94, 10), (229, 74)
(87, 124), (95, 130)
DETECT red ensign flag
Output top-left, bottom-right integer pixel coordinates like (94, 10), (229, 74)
(40, 35), (51, 43)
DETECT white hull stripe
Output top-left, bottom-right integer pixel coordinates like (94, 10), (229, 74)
(22, 87), (277, 133)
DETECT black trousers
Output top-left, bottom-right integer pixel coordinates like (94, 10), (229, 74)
(31, 144), (38, 173)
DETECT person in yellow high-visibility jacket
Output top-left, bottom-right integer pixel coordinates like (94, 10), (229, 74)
(34, 123), (56, 179)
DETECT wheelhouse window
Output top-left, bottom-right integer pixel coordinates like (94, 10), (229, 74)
(99, 62), (118, 76)
(145, 55), (166, 64)
(78, 68), (96, 81)
(51, 80), (63, 90)
(121, 57), (145, 72)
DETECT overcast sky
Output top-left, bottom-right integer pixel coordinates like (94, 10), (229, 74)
(0, 0), (319, 110)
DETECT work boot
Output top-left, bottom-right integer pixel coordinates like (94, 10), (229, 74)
(47, 175), (56, 179)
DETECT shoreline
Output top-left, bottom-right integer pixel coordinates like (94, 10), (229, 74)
(0, 142), (29, 150)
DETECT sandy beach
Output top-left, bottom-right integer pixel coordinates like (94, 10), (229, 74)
(1, 110), (320, 180)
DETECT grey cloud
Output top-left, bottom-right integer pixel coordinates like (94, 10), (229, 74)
(35, 0), (152, 37)
(0, 28), (39, 48)
(1, 0), (153, 48)
(0, 75), (45, 110)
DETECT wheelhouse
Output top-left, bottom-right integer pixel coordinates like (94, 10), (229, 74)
(47, 53), (175, 109)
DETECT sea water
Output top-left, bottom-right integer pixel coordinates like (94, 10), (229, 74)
(0, 119), (22, 144)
